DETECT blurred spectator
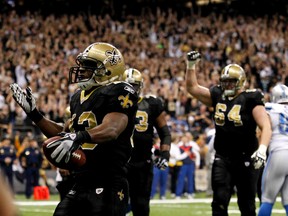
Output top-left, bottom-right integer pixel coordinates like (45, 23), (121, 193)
(19, 138), (43, 199)
(0, 135), (16, 192)
(168, 134), (182, 198)
(196, 134), (209, 169)
(0, 105), (12, 138)
(175, 134), (200, 199)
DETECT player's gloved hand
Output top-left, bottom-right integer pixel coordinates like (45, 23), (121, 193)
(186, 51), (201, 70)
(10, 83), (36, 114)
(251, 144), (267, 169)
(154, 157), (168, 170)
(153, 150), (170, 170)
(51, 131), (91, 163)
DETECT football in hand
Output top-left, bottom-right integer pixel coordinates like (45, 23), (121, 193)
(42, 135), (86, 169)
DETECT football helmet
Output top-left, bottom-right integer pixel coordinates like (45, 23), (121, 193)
(123, 68), (143, 95)
(69, 42), (125, 90)
(271, 84), (288, 104)
(220, 64), (246, 97)
(63, 106), (71, 122)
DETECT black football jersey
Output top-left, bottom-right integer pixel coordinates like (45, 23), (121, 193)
(210, 85), (265, 157)
(69, 81), (138, 179)
(130, 95), (164, 162)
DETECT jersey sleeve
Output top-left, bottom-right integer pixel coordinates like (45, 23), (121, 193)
(246, 89), (265, 109)
(147, 95), (164, 117)
(210, 85), (222, 107)
(104, 82), (138, 115)
(265, 102), (273, 112)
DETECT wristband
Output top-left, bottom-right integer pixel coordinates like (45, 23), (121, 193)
(160, 151), (170, 161)
(76, 131), (92, 143)
(187, 61), (196, 70)
(27, 109), (43, 123)
(258, 144), (267, 155)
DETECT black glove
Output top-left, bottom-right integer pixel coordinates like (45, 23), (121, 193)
(153, 150), (170, 170)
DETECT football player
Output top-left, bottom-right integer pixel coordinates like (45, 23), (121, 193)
(185, 51), (272, 216)
(10, 42), (138, 216)
(258, 84), (288, 216)
(123, 68), (171, 216)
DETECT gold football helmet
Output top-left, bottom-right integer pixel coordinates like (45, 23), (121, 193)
(69, 42), (125, 90)
(63, 106), (71, 122)
(123, 68), (143, 95)
(220, 64), (246, 97)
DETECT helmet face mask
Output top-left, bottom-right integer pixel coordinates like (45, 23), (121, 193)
(220, 64), (246, 97)
(69, 42), (125, 90)
(220, 79), (238, 96)
(271, 84), (288, 104)
(123, 68), (143, 95)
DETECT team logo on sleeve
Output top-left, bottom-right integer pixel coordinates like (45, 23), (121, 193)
(118, 94), (133, 108)
(117, 189), (124, 201)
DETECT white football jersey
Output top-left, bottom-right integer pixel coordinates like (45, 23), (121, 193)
(265, 102), (288, 152)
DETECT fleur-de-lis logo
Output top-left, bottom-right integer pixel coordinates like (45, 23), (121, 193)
(117, 190), (124, 201)
(105, 48), (121, 66)
(118, 94), (133, 108)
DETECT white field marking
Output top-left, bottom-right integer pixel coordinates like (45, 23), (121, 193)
(16, 199), (286, 215)
(20, 208), (54, 213)
(16, 201), (59, 206)
(18, 207), (286, 215)
(149, 197), (269, 204)
(15, 197), (283, 206)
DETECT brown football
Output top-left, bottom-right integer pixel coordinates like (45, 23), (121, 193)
(42, 135), (86, 169)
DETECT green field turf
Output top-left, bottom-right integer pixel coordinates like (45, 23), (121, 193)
(15, 194), (285, 216)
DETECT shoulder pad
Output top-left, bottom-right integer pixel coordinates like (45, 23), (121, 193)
(144, 94), (157, 99)
(244, 88), (264, 96)
(105, 82), (137, 95)
(143, 95), (164, 108)
(245, 88), (262, 93)
(265, 102), (283, 113)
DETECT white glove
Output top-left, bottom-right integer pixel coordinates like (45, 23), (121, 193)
(10, 83), (36, 114)
(251, 144), (267, 169)
(186, 51), (201, 70)
(51, 133), (79, 163)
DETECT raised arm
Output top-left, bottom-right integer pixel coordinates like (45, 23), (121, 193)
(185, 51), (213, 107)
(10, 83), (64, 137)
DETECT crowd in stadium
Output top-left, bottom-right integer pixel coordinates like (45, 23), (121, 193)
(0, 0), (287, 200)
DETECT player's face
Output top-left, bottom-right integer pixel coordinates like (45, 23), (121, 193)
(77, 67), (94, 81)
(221, 79), (237, 91)
(131, 83), (140, 94)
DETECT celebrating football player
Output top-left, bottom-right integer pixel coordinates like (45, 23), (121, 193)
(10, 42), (138, 216)
(185, 51), (272, 216)
(123, 68), (171, 216)
(258, 84), (288, 216)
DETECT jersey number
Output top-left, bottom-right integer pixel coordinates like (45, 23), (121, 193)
(135, 110), (148, 132)
(279, 113), (288, 135)
(215, 103), (243, 126)
(70, 111), (98, 150)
